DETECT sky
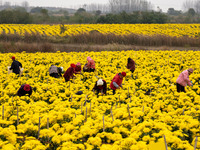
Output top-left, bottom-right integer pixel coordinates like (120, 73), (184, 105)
(2, 0), (185, 12)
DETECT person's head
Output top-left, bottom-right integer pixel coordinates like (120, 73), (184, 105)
(71, 63), (76, 68)
(87, 56), (92, 61)
(188, 68), (193, 75)
(120, 72), (126, 78)
(97, 79), (104, 87)
(11, 56), (15, 61)
(23, 84), (30, 91)
(128, 57), (131, 63)
(76, 62), (81, 67)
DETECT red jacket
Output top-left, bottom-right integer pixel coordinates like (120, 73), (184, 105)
(110, 73), (123, 90)
(127, 59), (135, 71)
(63, 67), (75, 81)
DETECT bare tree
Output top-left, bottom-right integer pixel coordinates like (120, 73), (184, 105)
(22, 1), (29, 8)
(182, 0), (194, 11)
(84, 3), (109, 13)
(195, 0), (200, 13)
(108, 0), (153, 13)
(4, 1), (11, 7)
(183, 0), (200, 14)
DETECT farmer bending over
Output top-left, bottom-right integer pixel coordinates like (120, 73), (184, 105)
(75, 62), (81, 74)
(17, 84), (32, 97)
(63, 64), (76, 82)
(110, 72), (126, 95)
(93, 79), (107, 95)
(86, 56), (95, 72)
(127, 57), (135, 73)
(176, 68), (193, 93)
(49, 65), (63, 78)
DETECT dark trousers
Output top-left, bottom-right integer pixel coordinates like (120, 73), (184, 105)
(176, 83), (185, 93)
(90, 68), (95, 72)
(64, 78), (69, 82)
(113, 90), (116, 95)
(50, 73), (59, 78)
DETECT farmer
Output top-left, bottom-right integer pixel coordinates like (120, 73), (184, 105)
(93, 79), (107, 95)
(86, 56), (95, 72)
(127, 57), (135, 73)
(110, 72), (126, 95)
(9, 56), (22, 75)
(75, 62), (81, 74)
(63, 64), (76, 82)
(49, 65), (63, 78)
(17, 84), (32, 97)
(176, 68), (193, 93)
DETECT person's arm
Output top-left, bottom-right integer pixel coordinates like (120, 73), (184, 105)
(63, 70), (67, 78)
(29, 87), (33, 97)
(103, 81), (107, 94)
(113, 82), (119, 88)
(131, 60), (135, 71)
(183, 71), (192, 86)
(19, 62), (22, 68)
(69, 68), (75, 79)
(17, 85), (24, 96)
(49, 67), (51, 73)
(10, 62), (14, 70)
(58, 67), (62, 77)
(93, 81), (98, 92)
(127, 62), (130, 69)
(86, 61), (91, 68)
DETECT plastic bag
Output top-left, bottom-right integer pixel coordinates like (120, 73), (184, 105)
(7, 66), (12, 74)
(19, 67), (24, 76)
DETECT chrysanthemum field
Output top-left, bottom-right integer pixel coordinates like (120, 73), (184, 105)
(0, 24), (200, 38)
(0, 50), (200, 150)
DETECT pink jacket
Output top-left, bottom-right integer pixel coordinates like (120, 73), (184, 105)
(86, 60), (95, 69)
(176, 70), (192, 87)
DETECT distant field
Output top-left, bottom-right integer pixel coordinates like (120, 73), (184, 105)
(0, 24), (200, 38)
(0, 24), (199, 52)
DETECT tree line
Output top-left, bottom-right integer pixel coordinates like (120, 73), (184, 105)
(0, 6), (200, 24)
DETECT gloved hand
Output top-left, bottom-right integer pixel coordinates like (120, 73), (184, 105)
(191, 81), (193, 87)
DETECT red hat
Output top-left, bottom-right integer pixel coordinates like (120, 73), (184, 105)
(71, 63), (76, 68)
(11, 56), (15, 60)
(23, 84), (30, 91)
(121, 72), (126, 77)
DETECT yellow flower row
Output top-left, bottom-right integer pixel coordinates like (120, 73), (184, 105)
(0, 24), (199, 37)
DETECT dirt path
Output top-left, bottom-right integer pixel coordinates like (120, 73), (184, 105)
(2, 42), (200, 53)
(54, 44), (200, 52)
